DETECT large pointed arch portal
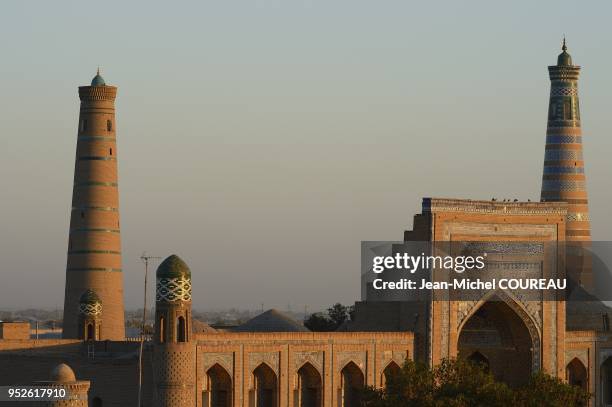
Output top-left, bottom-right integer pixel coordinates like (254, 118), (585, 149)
(457, 297), (539, 387)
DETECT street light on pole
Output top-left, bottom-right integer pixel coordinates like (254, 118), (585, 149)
(137, 253), (161, 407)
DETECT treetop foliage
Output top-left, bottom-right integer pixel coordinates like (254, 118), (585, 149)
(362, 358), (590, 407)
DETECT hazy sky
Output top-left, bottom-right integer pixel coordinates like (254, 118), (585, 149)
(1, 1), (611, 311)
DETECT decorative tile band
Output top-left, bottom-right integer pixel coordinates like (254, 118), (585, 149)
(69, 228), (120, 234)
(550, 87), (578, 96)
(156, 277), (192, 302)
(422, 199), (566, 215)
(72, 206), (119, 212)
(541, 195), (589, 205)
(566, 230), (591, 236)
(541, 180), (586, 191)
(540, 193), (588, 201)
(78, 86), (117, 101)
(74, 181), (118, 187)
(563, 199), (589, 205)
(79, 302), (102, 316)
(484, 262), (541, 270)
(544, 150), (583, 161)
(567, 213), (590, 222)
(542, 175), (584, 182)
(544, 161), (583, 167)
(543, 166), (585, 174)
(547, 126), (582, 133)
(77, 136), (116, 142)
(463, 242), (544, 254)
(77, 156), (117, 161)
(68, 250), (121, 255)
(546, 135), (582, 144)
(546, 120), (581, 128)
(548, 65), (580, 80)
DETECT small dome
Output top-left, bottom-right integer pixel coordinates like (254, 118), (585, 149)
(50, 363), (76, 383)
(557, 39), (573, 66)
(233, 309), (310, 332)
(156, 255), (191, 278)
(91, 68), (106, 86)
(79, 289), (101, 305)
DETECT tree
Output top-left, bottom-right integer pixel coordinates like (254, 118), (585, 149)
(304, 312), (336, 332)
(327, 303), (350, 327)
(362, 358), (590, 407)
(514, 372), (590, 407)
(304, 303), (353, 332)
(362, 358), (434, 407)
(432, 358), (514, 407)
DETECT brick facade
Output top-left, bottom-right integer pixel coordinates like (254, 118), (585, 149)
(0, 322), (30, 340)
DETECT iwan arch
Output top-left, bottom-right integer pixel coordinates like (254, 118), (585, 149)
(456, 291), (540, 385)
(1, 43), (612, 407)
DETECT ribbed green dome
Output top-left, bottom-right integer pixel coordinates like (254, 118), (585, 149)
(557, 39), (573, 66)
(91, 68), (106, 86)
(157, 255), (191, 278)
(79, 289), (101, 305)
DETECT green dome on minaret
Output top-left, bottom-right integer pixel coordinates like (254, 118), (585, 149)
(156, 254), (191, 278)
(79, 289), (101, 305)
(557, 38), (573, 66)
(78, 289), (102, 317)
(91, 68), (106, 86)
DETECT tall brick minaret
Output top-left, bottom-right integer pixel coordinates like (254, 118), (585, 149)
(541, 40), (591, 242)
(62, 70), (125, 340)
(541, 40), (592, 288)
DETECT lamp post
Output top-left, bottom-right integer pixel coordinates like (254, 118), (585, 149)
(137, 253), (160, 407)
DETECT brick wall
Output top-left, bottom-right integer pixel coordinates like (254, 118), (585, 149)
(0, 322), (31, 340)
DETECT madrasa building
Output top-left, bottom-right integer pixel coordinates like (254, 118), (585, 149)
(1, 43), (611, 407)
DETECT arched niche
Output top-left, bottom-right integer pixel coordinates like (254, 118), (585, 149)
(297, 362), (322, 407)
(253, 363), (278, 407)
(381, 361), (401, 388)
(566, 357), (587, 392)
(207, 363), (232, 407)
(341, 361), (364, 407)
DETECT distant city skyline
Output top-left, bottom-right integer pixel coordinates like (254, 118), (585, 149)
(1, 1), (612, 310)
